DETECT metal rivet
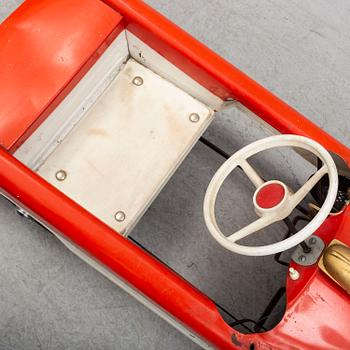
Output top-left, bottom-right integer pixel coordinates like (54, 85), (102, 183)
(16, 207), (31, 219)
(298, 255), (306, 263)
(55, 170), (67, 181)
(189, 113), (200, 123)
(309, 237), (317, 245)
(114, 211), (126, 222)
(289, 267), (300, 281)
(132, 76), (143, 86)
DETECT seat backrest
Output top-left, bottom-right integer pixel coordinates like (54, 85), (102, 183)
(0, 0), (123, 151)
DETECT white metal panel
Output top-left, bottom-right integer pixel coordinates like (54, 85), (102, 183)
(37, 59), (214, 235)
(127, 31), (223, 111)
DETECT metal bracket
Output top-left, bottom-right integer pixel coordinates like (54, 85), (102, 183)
(291, 235), (325, 266)
(16, 207), (32, 219)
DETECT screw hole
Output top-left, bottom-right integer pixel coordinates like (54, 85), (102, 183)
(114, 211), (126, 222)
(132, 76), (143, 86)
(189, 113), (200, 123)
(55, 170), (67, 181)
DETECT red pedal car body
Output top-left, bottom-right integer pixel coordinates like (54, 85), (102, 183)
(1, 1), (349, 349)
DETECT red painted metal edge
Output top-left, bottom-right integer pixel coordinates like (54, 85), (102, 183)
(230, 209), (350, 350)
(257, 211), (350, 350)
(103, 0), (350, 165)
(1, 1), (350, 349)
(0, 0), (124, 152)
(0, 148), (239, 350)
(2, 147), (350, 350)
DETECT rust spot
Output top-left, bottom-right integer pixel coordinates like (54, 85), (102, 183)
(87, 128), (109, 137)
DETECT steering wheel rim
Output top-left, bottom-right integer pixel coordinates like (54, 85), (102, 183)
(203, 135), (339, 256)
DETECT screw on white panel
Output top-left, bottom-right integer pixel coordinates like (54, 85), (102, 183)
(289, 267), (300, 281)
(189, 113), (200, 123)
(114, 211), (126, 222)
(132, 76), (143, 86)
(55, 170), (67, 181)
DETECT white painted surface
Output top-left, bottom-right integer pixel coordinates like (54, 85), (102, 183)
(203, 135), (338, 256)
(127, 31), (223, 111)
(37, 59), (214, 235)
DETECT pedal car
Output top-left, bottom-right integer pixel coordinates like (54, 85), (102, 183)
(1, 1), (349, 349)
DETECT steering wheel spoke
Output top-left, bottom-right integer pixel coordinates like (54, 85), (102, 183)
(240, 159), (265, 188)
(290, 164), (328, 207)
(228, 215), (275, 243)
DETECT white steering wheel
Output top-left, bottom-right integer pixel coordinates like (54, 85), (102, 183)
(203, 135), (339, 256)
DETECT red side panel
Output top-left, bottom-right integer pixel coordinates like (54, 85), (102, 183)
(0, 149), (237, 350)
(242, 211), (350, 350)
(0, 0), (123, 151)
(1, 1), (350, 349)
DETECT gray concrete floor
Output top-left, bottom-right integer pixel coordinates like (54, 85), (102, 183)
(1, 1), (350, 349)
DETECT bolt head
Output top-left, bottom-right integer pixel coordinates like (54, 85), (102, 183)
(114, 211), (126, 222)
(189, 113), (200, 123)
(132, 76), (143, 86)
(298, 255), (306, 262)
(289, 267), (300, 281)
(309, 237), (317, 245)
(55, 170), (67, 181)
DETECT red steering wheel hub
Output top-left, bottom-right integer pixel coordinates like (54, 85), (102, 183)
(255, 182), (286, 209)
